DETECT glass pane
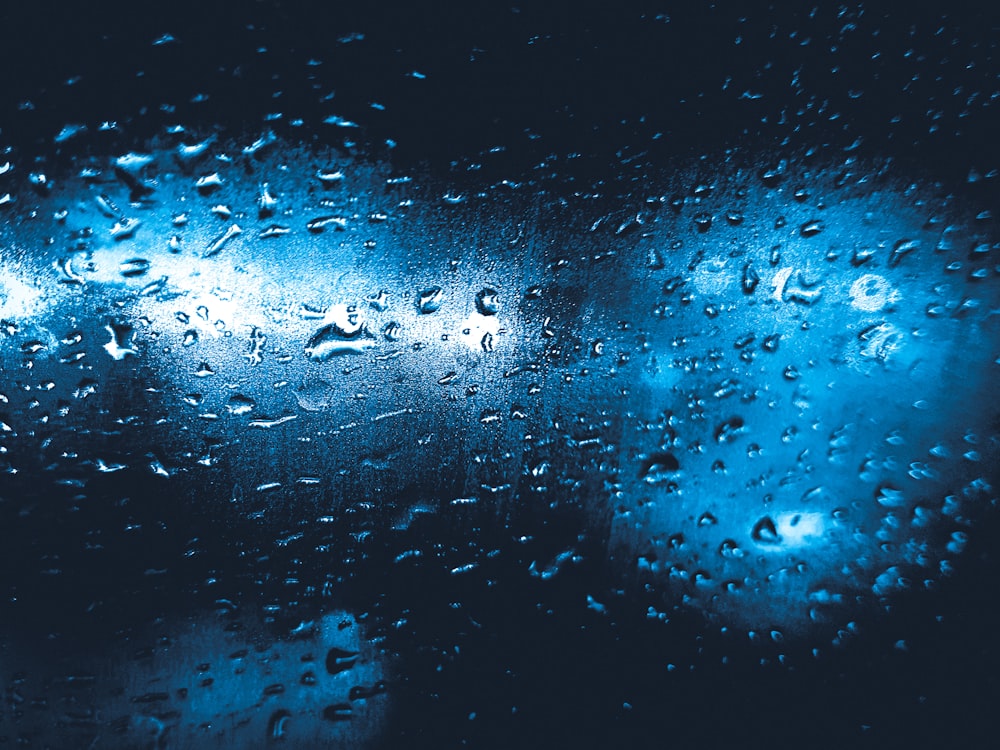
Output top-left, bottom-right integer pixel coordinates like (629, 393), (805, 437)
(1, 2), (997, 747)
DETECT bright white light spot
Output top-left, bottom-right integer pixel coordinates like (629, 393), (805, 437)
(458, 313), (501, 351)
(0, 273), (44, 320)
(774, 511), (826, 547)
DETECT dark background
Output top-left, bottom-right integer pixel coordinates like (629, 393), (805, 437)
(3, 1), (1000, 176)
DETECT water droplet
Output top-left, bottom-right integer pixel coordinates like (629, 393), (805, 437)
(305, 321), (374, 361)
(317, 169), (345, 184)
(383, 321), (402, 341)
(475, 287), (500, 315)
(227, 394), (255, 415)
(875, 484), (906, 508)
(307, 215), (348, 232)
(326, 647), (358, 675)
(889, 238), (920, 268)
(367, 290), (391, 310)
(267, 710), (291, 740)
(256, 224), (289, 239)
(417, 286), (445, 313)
(119, 257), (150, 277)
(204, 223), (242, 257)
(195, 172), (224, 192)
(103, 323), (137, 360)
(479, 408), (502, 425)
(799, 219), (825, 237)
(257, 183), (278, 215)
(639, 451), (680, 483)
(714, 416), (746, 443)
(760, 159), (788, 185)
(110, 217), (141, 240)
(751, 516), (781, 544)
(21, 340), (47, 355)
(323, 703), (353, 721)
(719, 539), (744, 559)
(114, 152), (152, 172)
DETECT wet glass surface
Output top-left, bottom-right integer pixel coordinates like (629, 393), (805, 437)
(1, 2), (999, 747)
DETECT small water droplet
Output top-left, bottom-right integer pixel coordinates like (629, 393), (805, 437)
(259, 224), (290, 239)
(719, 539), (744, 559)
(323, 703), (353, 721)
(119, 257), (150, 277)
(639, 451), (680, 483)
(326, 647), (358, 675)
(714, 416), (746, 443)
(417, 286), (445, 313)
(799, 219), (825, 237)
(307, 215), (348, 232)
(475, 287), (500, 315)
(889, 238), (920, 268)
(204, 224), (242, 257)
(741, 263), (759, 294)
(267, 710), (291, 740)
(104, 323), (137, 360)
(110, 217), (141, 240)
(195, 172), (224, 192)
(875, 484), (906, 508)
(227, 394), (255, 415)
(751, 516), (781, 544)
(367, 290), (390, 310)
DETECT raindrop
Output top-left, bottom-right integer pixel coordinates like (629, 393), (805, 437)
(305, 323), (374, 361)
(719, 539), (744, 559)
(195, 172), (223, 192)
(103, 323), (137, 360)
(323, 704), (353, 721)
(307, 215), (348, 232)
(639, 451), (680, 483)
(475, 287), (500, 315)
(227, 394), (255, 415)
(714, 416), (746, 443)
(417, 286), (445, 313)
(326, 647), (359, 675)
(799, 219), (825, 237)
(751, 516), (782, 544)
(110, 217), (141, 240)
(119, 257), (151, 277)
(267, 710), (291, 740)
(875, 484), (906, 508)
(889, 239), (920, 268)
(259, 224), (290, 239)
(204, 223), (242, 257)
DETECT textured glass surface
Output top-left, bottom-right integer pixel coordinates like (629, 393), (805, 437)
(0, 2), (998, 747)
